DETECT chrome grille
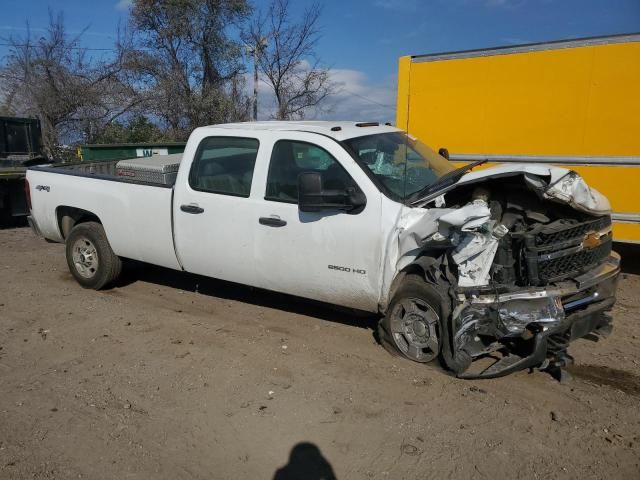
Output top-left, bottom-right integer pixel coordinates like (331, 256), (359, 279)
(521, 216), (612, 285)
(537, 238), (612, 282)
(535, 216), (611, 248)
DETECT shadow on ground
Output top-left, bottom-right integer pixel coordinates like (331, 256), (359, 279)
(118, 261), (379, 332)
(273, 443), (337, 480)
(614, 242), (640, 275)
(0, 216), (27, 230)
(568, 364), (640, 397)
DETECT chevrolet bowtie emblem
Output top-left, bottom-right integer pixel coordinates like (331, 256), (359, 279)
(583, 232), (603, 249)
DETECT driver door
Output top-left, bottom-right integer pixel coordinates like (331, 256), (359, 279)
(253, 132), (383, 311)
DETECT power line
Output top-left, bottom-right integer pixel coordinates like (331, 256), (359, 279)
(0, 42), (117, 51)
(338, 87), (395, 108)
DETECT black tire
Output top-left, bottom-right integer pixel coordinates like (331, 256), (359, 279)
(65, 222), (122, 290)
(378, 275), (443, 364)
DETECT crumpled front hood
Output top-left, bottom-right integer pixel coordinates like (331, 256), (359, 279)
(456, 163), (611, 215)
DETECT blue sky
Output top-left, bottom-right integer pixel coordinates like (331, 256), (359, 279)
(1, 0), (639, 121)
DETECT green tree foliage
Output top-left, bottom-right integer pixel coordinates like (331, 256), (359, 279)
(92, 115), (166, 144)
(122, 0), (253, 139)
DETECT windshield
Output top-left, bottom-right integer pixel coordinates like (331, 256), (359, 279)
(343, 132), (455, 201)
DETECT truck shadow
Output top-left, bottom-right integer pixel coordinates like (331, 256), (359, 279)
(568, 364), (640, 397)
(117, 261), (379, 333)
(0, 216), (27, 230)
(112, 244), (638, 356)
(614, 242), (640, 275)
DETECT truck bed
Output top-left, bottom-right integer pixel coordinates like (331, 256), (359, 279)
(34, 155), (182, 188)
(27, 162), (182, 270)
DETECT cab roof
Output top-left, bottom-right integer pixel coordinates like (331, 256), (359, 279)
(202, 121), (402, 142)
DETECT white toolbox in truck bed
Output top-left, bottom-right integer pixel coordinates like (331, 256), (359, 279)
(115, 154), (182, 185)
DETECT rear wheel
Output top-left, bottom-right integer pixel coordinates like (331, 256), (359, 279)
(65, 222), (122, 289)
(379, 275), (442, 363)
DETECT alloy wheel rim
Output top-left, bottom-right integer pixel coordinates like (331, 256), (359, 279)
(389, 297), (440, 362)
(71, 237), (99, 279)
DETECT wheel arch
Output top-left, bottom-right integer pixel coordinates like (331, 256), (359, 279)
(56, 206), (103, 240)
(381, 252), (472, 374)
(381, 253), (450, 315)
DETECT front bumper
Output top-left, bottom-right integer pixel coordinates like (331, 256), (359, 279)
(462, 252), (620, 307)
(456, 252), (620, 379)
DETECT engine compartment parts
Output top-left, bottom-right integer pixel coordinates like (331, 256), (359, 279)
(443, 194), (510, 288)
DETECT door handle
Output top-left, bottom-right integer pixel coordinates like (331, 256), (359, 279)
(180, 204), (204, 214)
(259, 216), (287, 227)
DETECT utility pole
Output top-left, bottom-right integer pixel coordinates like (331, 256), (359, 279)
(250, 36), (268, 121)
(253, 45), (259, 121)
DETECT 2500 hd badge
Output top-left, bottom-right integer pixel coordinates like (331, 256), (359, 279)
(328, 265), (367, 275)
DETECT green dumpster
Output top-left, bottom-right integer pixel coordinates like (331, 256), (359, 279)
(78, 142), (187, 162)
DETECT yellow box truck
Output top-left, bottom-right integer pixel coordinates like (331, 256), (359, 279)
(397, 33), (640, 243)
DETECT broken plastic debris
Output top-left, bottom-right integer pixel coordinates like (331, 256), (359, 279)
(453, 234), (500, 287)
(446, 198), (509, 287)
(438, 199), (491, 231)
(453, 226), (508, 286)
(498, 297), (565, 334)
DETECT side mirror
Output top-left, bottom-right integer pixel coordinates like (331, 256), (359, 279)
(438, 147), (450, 160)
(298, 171), (366, 213)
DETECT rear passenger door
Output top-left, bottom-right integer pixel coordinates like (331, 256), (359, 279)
(173, 135), (263, 286)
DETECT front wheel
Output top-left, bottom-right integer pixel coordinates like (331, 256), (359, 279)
(378, 275), (442, 363)
(65, 222), (122, 290)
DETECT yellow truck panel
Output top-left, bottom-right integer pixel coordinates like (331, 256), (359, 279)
(397, 33), (640, 243)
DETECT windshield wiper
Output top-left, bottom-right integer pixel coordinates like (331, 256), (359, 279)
(408, 159), (488, 204)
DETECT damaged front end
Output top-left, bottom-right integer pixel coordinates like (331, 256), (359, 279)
(396, 166), (620, 379)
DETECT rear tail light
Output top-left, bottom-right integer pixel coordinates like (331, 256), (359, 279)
(24, 178), (32, 210)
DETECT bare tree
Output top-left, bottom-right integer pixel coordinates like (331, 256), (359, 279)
(0, 11), (138, 156)
(121, 0), (253, 139)
(246, 0), (333, 120)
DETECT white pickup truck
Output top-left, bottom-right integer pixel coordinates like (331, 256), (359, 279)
(26, 121), (620, 379)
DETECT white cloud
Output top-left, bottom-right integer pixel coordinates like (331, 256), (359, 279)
(116, 0), (133, 11)
(251, 65), (396, 123)
(321, 68), (397, 123)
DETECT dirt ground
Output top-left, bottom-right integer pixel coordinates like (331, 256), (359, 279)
(1, 226), (639, 480)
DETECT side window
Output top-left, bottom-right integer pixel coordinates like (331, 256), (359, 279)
(266, 140), (357, 203)
(189, 137), (259, 197)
